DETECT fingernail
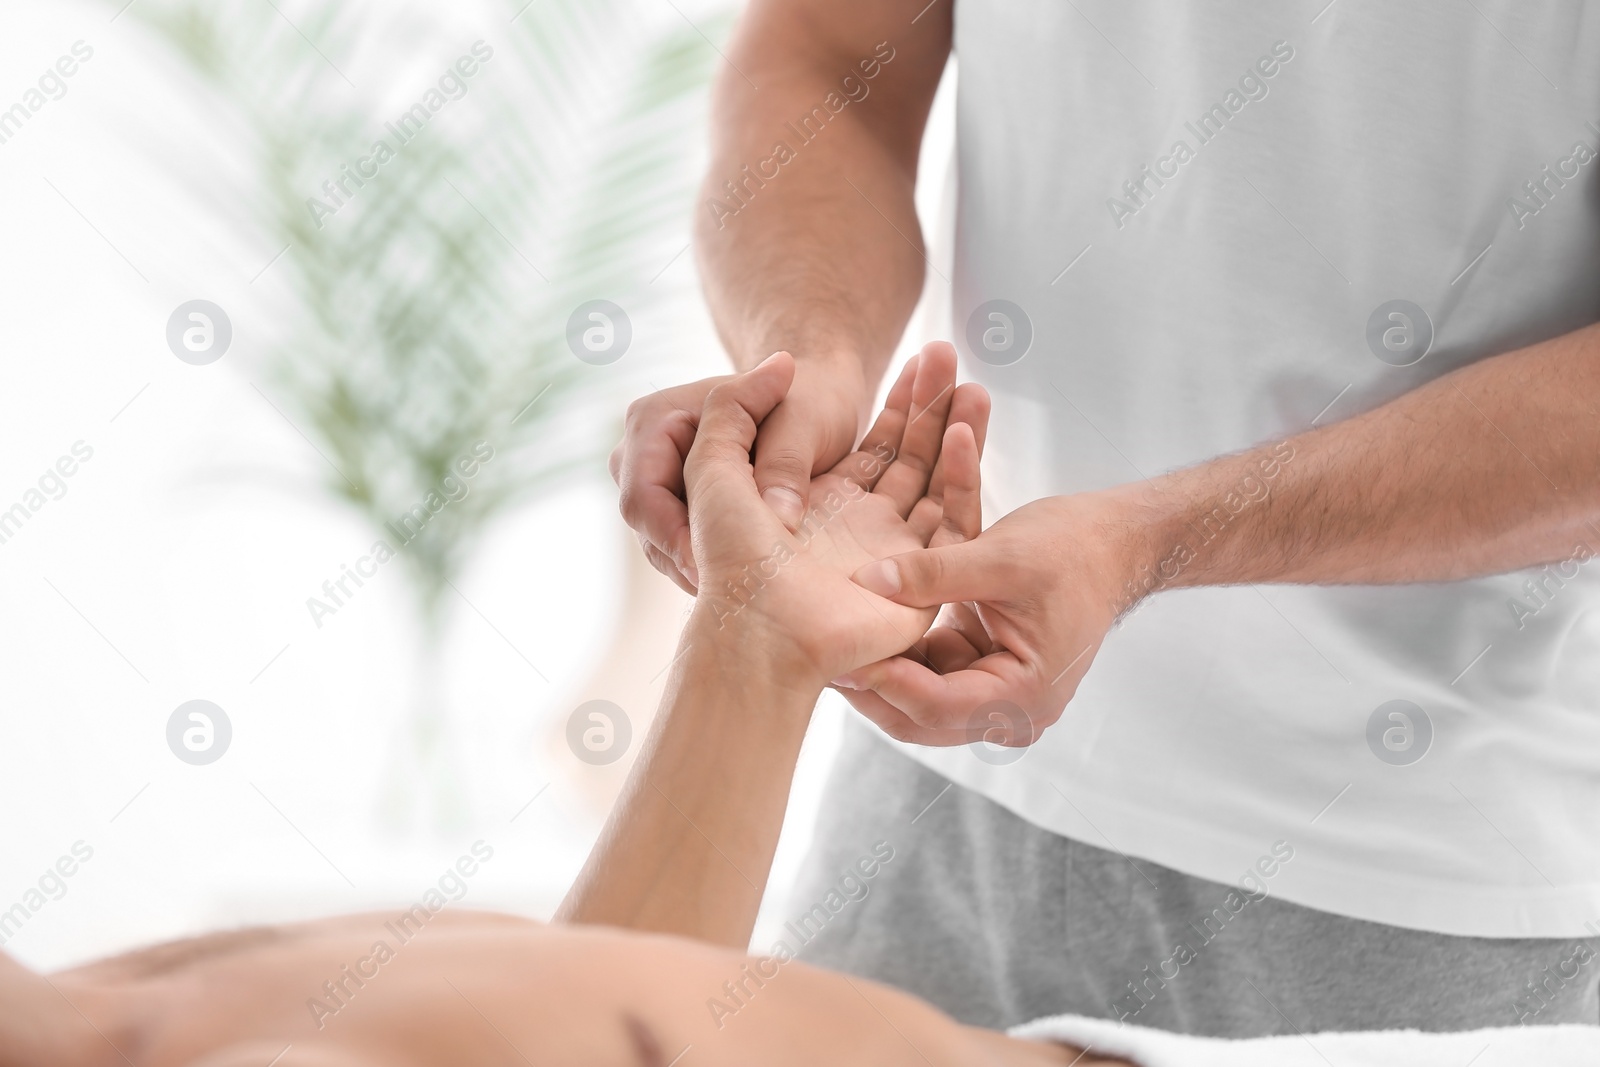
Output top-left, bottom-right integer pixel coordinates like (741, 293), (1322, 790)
(830, 675), (858, 690)
(853, 559), (901, 597)
(683, 561), (699, 589)
(757, 350), (788, 368)
(762, 487), (804, 528)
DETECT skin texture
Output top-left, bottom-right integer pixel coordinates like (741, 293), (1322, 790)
(0, 353), (1122, 1067)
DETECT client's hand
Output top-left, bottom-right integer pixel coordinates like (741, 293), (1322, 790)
(683, 341), (988, 688)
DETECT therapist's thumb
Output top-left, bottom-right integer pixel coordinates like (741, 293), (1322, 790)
(851, 538), (1009, 608)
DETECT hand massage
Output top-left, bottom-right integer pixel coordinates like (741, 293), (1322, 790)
(10, 0), (1600, 1063)
(5, 346), (1599, 1065)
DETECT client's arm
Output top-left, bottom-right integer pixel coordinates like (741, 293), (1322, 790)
(558, 343), (986, 948)
(553, 610), (820, 946)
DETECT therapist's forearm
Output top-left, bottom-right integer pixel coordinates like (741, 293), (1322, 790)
(695, 0), (949, 386)
(1115, 322), (1600, 597)
(555, 611), (822, 949)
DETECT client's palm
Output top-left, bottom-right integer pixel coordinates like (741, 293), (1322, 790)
(685, 343), (987, 685)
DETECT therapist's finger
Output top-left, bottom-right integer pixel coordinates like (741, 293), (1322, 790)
(622, 484), (697, 587)
(850, 534), (1018, 609)
(643, 540), (696, 596)
(835, 651), (1037, 733)
(917, 623), (988, 673)
(893, 613), (992, 686)
(833, 685), (980, 747)
(911, 600), (996, 652)
(615, 413), (701, 587)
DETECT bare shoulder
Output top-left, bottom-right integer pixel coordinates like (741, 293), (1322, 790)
(59, 924), (293, 982)
(60, 908), (540, 983)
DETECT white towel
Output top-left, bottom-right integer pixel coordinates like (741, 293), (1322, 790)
(1009, 1013), (1600, 1066)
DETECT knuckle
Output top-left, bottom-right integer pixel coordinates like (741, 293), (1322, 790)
(703, 381), (737, 411)
(756, 444), (809, 482)
(1034, 699), (1065, 732)
(643, 545), (676, 579)
(622, 396), (655, 426)
(882, 723), (914, 745)
(877, 714), (918, 745)
(906, 551), (945, 597)
(617, 484), (643, 523)
(899, 690), (952, 729)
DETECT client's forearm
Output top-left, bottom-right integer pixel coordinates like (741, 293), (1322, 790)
(555, 612), (822, 949)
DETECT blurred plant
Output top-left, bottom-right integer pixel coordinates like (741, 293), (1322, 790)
(117, 0), (726, 831)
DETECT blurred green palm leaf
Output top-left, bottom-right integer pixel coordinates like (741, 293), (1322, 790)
(122, 0), (725, 619)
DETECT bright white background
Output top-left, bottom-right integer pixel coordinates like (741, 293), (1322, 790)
(0, 0), (955, 969)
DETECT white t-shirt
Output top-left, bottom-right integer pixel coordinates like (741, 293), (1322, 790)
(900, 1), (1600, 936)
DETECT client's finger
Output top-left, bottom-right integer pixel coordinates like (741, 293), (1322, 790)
(872, 342), (958, 517)
(909, 420), (983, 545)
(836, 356), (918, 491)
(925, 382), (991, 503)
(931, 422), (981, 547)
(683, 352), (796, 492)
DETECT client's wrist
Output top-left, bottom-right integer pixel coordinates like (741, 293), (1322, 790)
(680, 605), (830, 702)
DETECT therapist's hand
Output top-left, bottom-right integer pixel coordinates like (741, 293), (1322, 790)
(610, 354), (867, 595)
(829, 492), (1138, 746)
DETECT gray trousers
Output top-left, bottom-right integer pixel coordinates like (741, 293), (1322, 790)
(790, 720), (1600, 1035)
